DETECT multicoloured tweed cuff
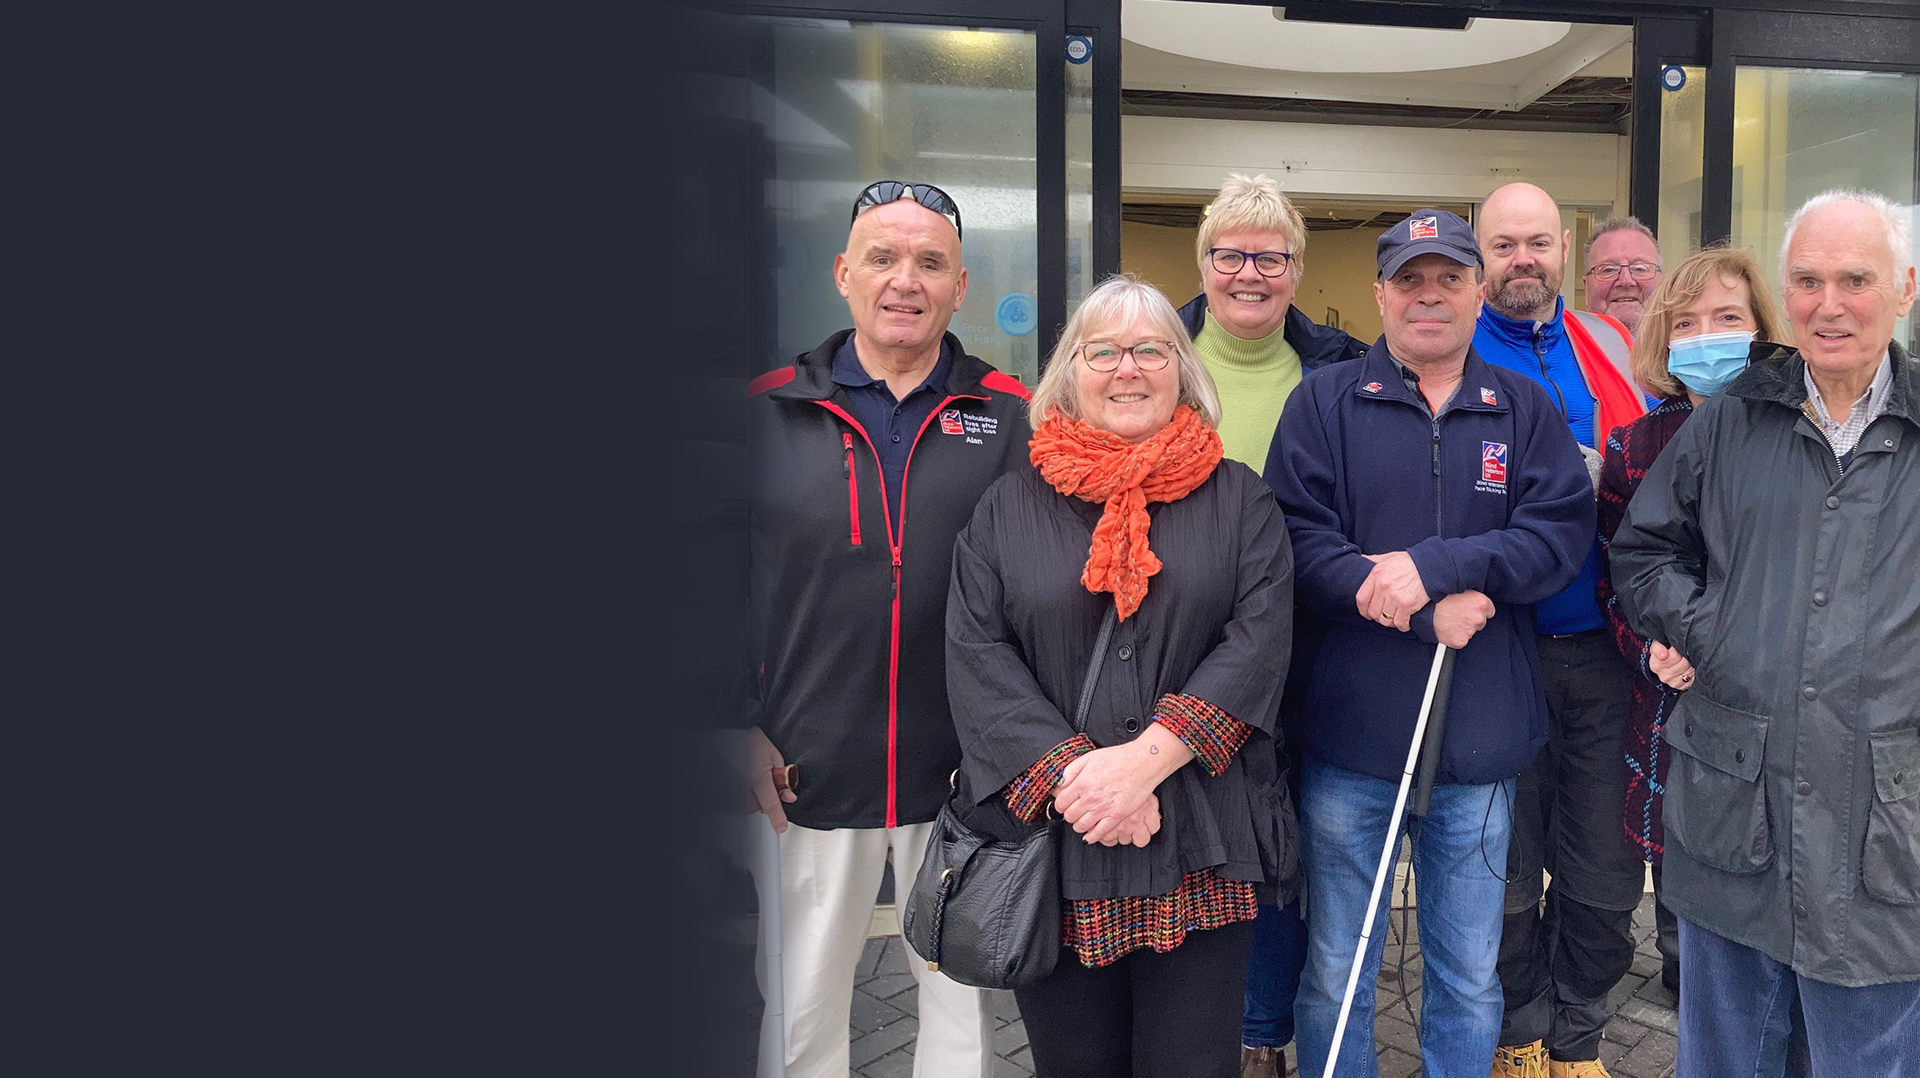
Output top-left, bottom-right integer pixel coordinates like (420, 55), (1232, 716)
(1152, 694), (1249, 777)
(1004, 734), (1096, 823)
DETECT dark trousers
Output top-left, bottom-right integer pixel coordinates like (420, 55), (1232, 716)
(1497, 630), (1643, 1061)
(1652, 864), (1678, 988)
(1242, 900), (1308, 1048)
(1017, 919), (1255, 1078)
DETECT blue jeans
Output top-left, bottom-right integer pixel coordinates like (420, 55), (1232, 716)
(1677, 916), (1920, 1078)
(1243, 900), (1308, 1048)
(1294, 759), (1514, 1078)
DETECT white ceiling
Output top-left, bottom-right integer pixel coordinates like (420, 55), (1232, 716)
(1124, 1), (1573, 74)
(1122, 0), (1633, 112)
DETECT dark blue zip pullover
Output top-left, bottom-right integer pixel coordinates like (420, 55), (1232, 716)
(1268, 341), (1594, 785)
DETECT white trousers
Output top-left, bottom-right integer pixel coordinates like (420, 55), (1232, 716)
(775, 821), (993, 1078)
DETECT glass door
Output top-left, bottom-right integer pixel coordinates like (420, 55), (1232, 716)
(1654, 63), (1706, 274)
(1729, 65), (1919, 351)
(752, 18), (1043, 381)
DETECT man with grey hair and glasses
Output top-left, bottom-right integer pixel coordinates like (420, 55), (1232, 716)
(1583, 217), (1662, 335)
(1611, 188), (1920, 1077)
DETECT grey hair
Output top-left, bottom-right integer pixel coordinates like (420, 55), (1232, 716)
(1584, 216), (1657, 261)
(1779, 188), (1915, 291)
(1029, 274), (1222, 429)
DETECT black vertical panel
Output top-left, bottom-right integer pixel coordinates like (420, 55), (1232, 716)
(1036, 8), (1069, 363)
(1092, 23), (1121, 282)
(1630, 23), (1664, 233)
(1700, 10), (1737, 247)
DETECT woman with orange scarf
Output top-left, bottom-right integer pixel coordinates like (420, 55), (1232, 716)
(946, 276), (1298, 1077)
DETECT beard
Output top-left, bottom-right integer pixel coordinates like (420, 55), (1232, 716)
(1488, 266), (1562, 317)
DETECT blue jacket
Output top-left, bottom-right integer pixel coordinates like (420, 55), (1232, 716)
(1473, 298), (1604, 634)
(1267, 340), (1594, 785)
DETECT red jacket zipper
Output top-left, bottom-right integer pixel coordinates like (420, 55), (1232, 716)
(842, 433), (862, 546)
(817, 395), (985, 828)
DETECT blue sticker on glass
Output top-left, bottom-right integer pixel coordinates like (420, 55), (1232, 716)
(996, 293), (1038, 337)
(1066, 36), (1092, 64)
(1660, 65), (1686, 92)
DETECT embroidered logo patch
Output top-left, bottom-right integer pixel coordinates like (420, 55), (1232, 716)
(1476, 441), (1509, 494)
(939, 409), (999, 444)
(1363, 381), (1383, 393)
(1481, 387), (1498, 406)
(1408, 216), (1439, 240)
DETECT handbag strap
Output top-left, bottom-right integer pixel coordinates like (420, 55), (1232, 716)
(924, 812), (987, 970)
(1072, 602), (1118, 734)
(922, 603), (1113, 972)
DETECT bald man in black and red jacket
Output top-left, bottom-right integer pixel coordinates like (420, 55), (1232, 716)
(739, 183), (1031, 1078)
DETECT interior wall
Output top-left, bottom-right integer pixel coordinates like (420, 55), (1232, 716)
(1295, 229), (1384, 345)
(1121, 219), (1385, 345)
(1120, 220), (1201, 307)
(1124, 115), (1625, 207)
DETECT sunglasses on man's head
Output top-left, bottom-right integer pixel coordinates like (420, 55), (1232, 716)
(852, 181), (963, 240)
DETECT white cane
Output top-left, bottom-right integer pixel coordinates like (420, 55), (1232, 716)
(1321, 642), (1454, 1078)
(752, 813), (788, 1078)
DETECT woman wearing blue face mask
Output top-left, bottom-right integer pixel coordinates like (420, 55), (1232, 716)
(1594, 246), (1786, 998)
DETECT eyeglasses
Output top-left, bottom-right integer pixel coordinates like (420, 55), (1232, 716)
(1208, 247), (1294, 278)
(1586, 261), (1660, 283)
(1079, 340), (1176, 372)
(851, 181), (963, 240)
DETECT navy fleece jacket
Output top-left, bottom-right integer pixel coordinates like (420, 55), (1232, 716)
(1267, 341), (1594, 785)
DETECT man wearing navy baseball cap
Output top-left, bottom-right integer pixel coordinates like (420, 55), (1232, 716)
(1267, 209), (1594, 1078)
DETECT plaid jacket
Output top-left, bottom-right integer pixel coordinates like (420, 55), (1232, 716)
(1595, 395), (1693, 863)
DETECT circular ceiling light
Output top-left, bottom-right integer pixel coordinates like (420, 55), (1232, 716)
(1122, 0), (1571, 74)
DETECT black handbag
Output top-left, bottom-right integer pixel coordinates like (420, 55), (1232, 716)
(901, 603), (1117, 989)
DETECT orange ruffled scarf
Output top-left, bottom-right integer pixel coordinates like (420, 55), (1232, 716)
(1029, 405), (1224, 620)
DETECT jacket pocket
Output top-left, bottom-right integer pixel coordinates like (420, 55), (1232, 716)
(1863, 727), (1920, 906)
(1254, 779), (1300, 898)
(1663, 694), (1773, 874)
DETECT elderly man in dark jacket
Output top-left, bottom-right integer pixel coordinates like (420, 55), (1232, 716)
(1270, 210), (1593, 1078)
(1611, 188), (1920, 1077)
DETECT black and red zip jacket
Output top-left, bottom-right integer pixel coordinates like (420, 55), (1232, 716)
(747, 329), (1033, 830)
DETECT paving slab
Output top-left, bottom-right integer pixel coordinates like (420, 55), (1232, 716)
(762, 891), (1686, 1077)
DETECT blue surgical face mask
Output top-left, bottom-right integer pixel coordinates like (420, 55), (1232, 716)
(1666, 330), (1755, 397)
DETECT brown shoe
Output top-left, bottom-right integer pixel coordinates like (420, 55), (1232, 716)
(1491, 1040), (1548, 1078)
(1241, 1045), (1283, 1078)
(1547, 1059), (1613, 1078)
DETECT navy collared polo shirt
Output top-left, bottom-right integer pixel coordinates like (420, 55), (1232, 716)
(832, 336), (955, 532)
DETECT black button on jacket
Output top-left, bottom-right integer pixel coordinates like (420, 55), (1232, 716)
(947, 461), (1299, 904)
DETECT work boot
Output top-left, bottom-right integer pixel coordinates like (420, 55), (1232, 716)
(1491, 1040), (1548, 1078)
(1240, 1045), (1283, 1078)
(1547, 1059), (1613, 1078)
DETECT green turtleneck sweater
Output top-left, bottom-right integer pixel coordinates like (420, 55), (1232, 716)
(1193, 310), (1302, 471)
